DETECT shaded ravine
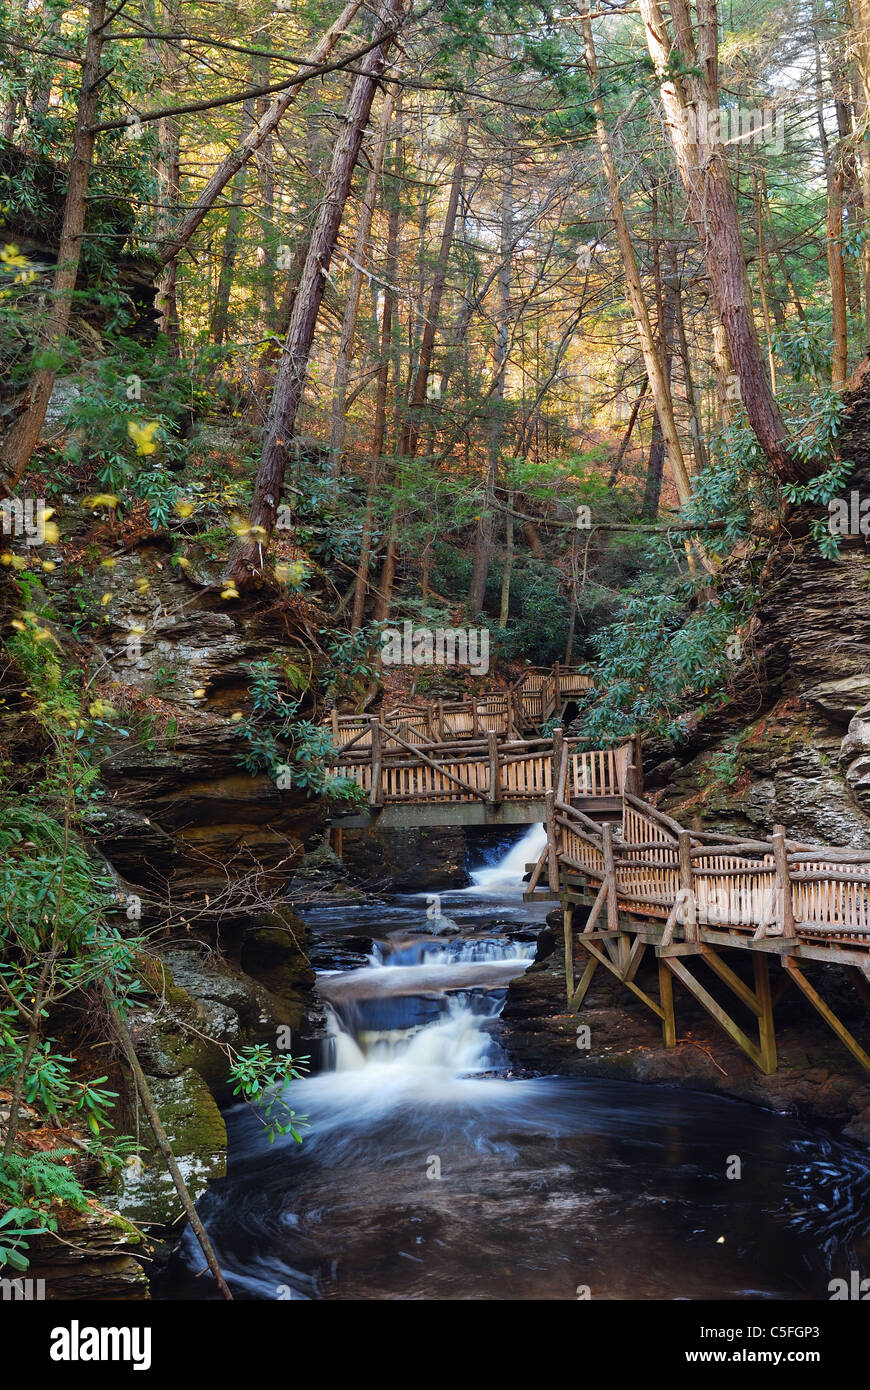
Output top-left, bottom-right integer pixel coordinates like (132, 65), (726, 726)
(160, 826), (870, 1301)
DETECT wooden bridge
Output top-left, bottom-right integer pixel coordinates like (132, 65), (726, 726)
(327, 664), (592, 751)
(329, 724), (639, 829)
(527, 790), (870, 1076)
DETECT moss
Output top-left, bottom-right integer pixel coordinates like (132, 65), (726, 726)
(113, 1068), (227, 1228)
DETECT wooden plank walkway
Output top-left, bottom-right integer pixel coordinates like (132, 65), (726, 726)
(531, 792), (870, 1075)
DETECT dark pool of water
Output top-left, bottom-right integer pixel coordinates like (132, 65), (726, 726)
(158, 847), (870, 1301)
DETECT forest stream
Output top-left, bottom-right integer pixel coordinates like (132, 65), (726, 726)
(158, 828), (870, 1302)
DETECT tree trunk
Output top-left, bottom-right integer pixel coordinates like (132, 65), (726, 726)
(252, 238), (309, 405)
(499, 500), (513, 628)
(227, 0), (407, 586)
(637, 0), (808, 483)
(155, 0), (181, 352)
(580, 1), (695, 508)
(253, 30), (277, 331)
(399, 112), (470, 458)
(359, 91), (403, 628)
(815, 15), (849, 388)
(328, 87), (396, 477)
(0, 0), (106, 494)
(468, 137), (512, 615)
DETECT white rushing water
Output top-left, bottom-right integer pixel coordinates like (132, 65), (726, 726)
(320, 828), (541, 1086)
(468, 822), (547, 893)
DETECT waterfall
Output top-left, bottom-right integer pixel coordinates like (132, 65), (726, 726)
(469, 822), (547, 893)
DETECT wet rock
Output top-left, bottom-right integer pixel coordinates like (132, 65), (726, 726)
(114, 1068), (226, 1230)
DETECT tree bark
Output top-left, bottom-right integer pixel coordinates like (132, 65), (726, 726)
(637, 0), (808, 482)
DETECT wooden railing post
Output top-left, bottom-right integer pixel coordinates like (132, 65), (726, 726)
(487, 730), (502, 805)
(552, 726), (564, 798)
(632, 733), (643, 794)
(436, 698), (445, 741)
(331, 709), (339, 743)
(554, 660), (562, 701)
(545, 789), (559, 891)
(602, 823), (619, 932)
(772, 823), (796, 938)
(678, 829), (697, 942)
(369, 718), (382, 808)
(471, 698), (480, 738)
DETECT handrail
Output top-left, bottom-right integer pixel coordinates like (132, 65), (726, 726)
(541, 790), (870, 948)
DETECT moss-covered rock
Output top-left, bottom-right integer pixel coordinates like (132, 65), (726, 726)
(114, 1068), (226, 1229)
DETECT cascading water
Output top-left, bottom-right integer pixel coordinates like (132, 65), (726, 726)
(468, 821), (547, 893)
(320, 829), (541, 1080)
(163, 825), (870, 1302)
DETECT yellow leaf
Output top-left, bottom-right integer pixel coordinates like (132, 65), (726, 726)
(174, 499), (195, 518)
(127, 420), (160, 456)
(82, 493), (119, 510)
(101, 592), (113, 606)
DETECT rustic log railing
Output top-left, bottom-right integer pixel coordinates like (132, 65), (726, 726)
(329, 727), (632, 808)
(540, 792), (870, 1074)
(545, 794), (870, 952)
(325, 663), (593, 748)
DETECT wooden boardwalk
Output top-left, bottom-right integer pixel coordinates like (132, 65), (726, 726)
(528, 791), (870, 1075)
(327, 664), (592, 751)
(329, 725), (636, 828)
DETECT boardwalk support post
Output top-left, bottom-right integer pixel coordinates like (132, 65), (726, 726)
(659, 958), (676, 1047)
(783, 959), (870, 1073)
(602, 823), (619, 933)
(552, 726), (564, 798)
(563, 903), (574, 1001)
(678, 829), (698, 945)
